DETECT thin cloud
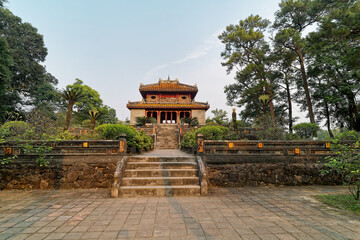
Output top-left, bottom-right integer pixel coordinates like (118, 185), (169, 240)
(143, 30), (222, 81)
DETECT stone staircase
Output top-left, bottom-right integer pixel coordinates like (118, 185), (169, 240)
(156, 125), (179, 149)
(118, 155), (200, 196)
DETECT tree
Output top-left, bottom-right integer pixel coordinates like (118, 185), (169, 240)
(219, 15), (277, 124)
(273, 0), (327, 138)
(0, 37), (12, 122)
(0, 4), (58, 118)
(88, 110), (100, 131)
(61, 88), (84, 131)
(306, 0), (360, 131)
(207, 108), (229, 126)
(292, 122), (320, 139)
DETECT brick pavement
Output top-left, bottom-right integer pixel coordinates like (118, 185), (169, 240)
(0, 186), (359, 240)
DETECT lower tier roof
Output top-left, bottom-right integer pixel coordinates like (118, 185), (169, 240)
(127, 102), (209, 110)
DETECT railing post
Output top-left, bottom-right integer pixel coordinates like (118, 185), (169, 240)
(197, 133), (204, 154)
(119, 133), (127, 153)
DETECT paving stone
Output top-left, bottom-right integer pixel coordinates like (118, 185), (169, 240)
(0, 186), (359, 240)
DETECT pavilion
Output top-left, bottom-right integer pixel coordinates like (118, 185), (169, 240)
(127, 78), (209, 125)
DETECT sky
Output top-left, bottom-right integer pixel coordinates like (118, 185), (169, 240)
(6, 0), (309, 121)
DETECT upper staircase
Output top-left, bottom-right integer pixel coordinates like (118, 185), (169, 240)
(155, 124), (179, 149)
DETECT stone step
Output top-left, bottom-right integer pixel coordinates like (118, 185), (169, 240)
(121, 177), (199, 186)
(156, 146), (179, 150)
(126, 162), (197, 170)
(124, 169), (198, 177)
(118, 185), (200, 196)
(128, 157), (196, 162)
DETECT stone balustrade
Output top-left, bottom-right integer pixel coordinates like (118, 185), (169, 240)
(197, 139), (343, 187)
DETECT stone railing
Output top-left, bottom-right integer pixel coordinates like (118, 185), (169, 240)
(201, 140), (332, 163)
(195, 137), (344, 187)
(0, 139), (126, 156)
(111, 156), (129, 197)
(196, 155), (208, 195)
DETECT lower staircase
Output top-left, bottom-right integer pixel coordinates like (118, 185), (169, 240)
(115, 155), (201, 196)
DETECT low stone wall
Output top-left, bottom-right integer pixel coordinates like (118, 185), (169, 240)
(201, 140), (342, 187)
(0, 140), (125, 190)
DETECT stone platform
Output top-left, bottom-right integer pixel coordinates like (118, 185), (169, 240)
(1, 186), (359, 239)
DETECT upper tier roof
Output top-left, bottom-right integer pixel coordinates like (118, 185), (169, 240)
(139, 78), (198, 98)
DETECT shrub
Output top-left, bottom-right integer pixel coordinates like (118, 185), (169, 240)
(135, 116), (156, 126)
(292, 123), (320, 139)
(0, 121), (31, 140)
(284, 133), (301, 140)
(55, 130), (76, 140)
(181, 125), (229, 148)
(257, 127), (285, 140)
(82, 119), (91, 128)
(96, 124), (153, 152)
(181, 117), (199, 126)
(321, 130), (360, 200)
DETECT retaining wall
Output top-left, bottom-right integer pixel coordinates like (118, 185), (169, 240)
(201, 140), (341, 187)
(0, 140), (124, 190)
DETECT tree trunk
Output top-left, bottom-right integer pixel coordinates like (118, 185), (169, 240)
(324, 100), (334, 138)
(285, 76), (293, 133)
(64, 101), (74, 131)
(90, 117), (96, 131)
(266, 81), (276, 125)
(346, 93), (359, 131)
(297, 47), (317, 138)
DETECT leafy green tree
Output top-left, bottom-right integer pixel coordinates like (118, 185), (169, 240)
(0, 37), (12, 122)
(292, 122), (320, 139)
(306, 0), (360, 131)
(0, 4), (58, 118)
(273, 0), (327, 137)
(63, 79), (118, 125)
(219, 15), (276, 123)
(68, 79), (102, 113)
(207, 108), (229, 126)
(61, 88), (84, 131)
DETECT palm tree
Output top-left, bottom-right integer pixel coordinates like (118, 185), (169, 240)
(61, 88), (84, 131)
(89, 110), (100, 132)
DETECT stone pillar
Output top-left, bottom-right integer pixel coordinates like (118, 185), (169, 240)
(197, 133), (204, 154)
(119, 133), (127, 153)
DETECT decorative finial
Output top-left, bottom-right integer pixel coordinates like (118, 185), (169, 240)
(167, 75), (170, 81)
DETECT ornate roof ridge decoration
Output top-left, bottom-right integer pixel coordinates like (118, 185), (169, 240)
(139, 78), (198, 93)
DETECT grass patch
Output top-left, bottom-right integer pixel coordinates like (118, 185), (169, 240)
(316, 194), (360, 216)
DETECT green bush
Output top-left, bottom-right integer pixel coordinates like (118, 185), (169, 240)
(284, 132), (301, 140)
(293, 122), (320, 139)
(0, 121), (31, 140)
(96, 124), (153, 152)
(181, 125), (229, 148)
(321, 130), (360, 200)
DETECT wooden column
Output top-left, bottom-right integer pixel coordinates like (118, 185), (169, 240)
(157, 111), (161, 124)
(176, 111), (180, 123)
(165, 111), (167, 124)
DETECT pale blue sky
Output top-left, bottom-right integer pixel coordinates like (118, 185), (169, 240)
(7, 0), (307, 121)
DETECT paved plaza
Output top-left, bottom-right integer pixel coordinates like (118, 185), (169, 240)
(0, 186), (359, 240)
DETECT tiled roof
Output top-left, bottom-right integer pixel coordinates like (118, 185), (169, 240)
(127, 102), (209, 110)
(139, 79), (198, 93)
